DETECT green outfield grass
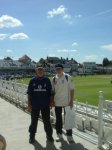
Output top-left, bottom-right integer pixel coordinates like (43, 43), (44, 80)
(18, 75), (112, 106)
(74, 75), (112, 106)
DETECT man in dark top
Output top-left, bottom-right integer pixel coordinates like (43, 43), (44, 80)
(27, 65), (54, 144)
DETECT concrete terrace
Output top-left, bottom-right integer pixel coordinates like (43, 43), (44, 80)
(0, 97), (99, 150)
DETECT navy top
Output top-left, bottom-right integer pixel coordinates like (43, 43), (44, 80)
(27, 76), (52, 109)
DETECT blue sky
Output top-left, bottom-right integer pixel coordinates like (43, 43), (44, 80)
(0, 0), (112, 64)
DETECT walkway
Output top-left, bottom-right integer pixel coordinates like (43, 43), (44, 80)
(0, 97), (99, 150)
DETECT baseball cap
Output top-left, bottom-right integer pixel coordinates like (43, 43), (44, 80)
(55, 63), (63, 69)
(36, 64), (44, 70)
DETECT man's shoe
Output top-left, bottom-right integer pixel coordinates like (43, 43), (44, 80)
(47, 136), (54, 142)
(29, 138), (35, 144)
(56, 134), (63, 142)
(67, 136), (74, 143)
(29, 133), (35, 144)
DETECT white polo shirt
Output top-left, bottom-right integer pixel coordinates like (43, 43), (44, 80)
(51, 73), (74, 107)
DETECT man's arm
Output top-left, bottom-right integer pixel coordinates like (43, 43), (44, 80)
(50, 87), (55, 108)
(28, 95), (32, 112)
(49, 77), (55, 108)
(49, 95), (55, 108)
(69, 89), (74, 108)
(68, 75), (75, 108)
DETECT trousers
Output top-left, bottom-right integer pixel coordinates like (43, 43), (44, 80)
(29, 107), (53, 138)
(55, 106), (72, 136)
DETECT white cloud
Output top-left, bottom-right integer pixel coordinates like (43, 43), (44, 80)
(75, 14), (82, 18)
(0, 15), (23, 28)
(0, 34), (8, 40)
(100, 44), (112, 51)
(0, 33), (29, 40)
(57, 49), (68, 52)
(47, 5), (66, 18)
(85, 55), (98, 61)
(57, 49), (77, 53)
(0, 56), (4, 59)
(62, 14), (72, 24)
(6, 49), (13, 53)
(96, 9), (112, 16)
(72, 42), (78, 46)
(48, 53), (56, 57)
(9, 33), (29, 40)
(47, 5), (73, 24)
(71, 49), (77, 52)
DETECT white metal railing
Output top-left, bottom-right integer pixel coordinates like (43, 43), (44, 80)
(0, 79), (112, 149)
(0, 79), (28, 110)
(98, 92), (112, 150)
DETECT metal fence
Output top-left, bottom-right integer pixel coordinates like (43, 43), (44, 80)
(0, 79), (112, 150)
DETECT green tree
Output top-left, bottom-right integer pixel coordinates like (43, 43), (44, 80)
(4, 57), (12, 60)
(102, 58), (109, 66)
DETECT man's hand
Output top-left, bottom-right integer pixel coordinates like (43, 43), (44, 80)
(28, 95), (32, 112)
(69, 100), (73, 109)
(27, 105), (32, 112)
(50, 100), (55, 109)
(50, 96), (55, 109)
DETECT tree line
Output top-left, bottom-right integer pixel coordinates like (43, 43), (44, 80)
(103, 58), (112, 66)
